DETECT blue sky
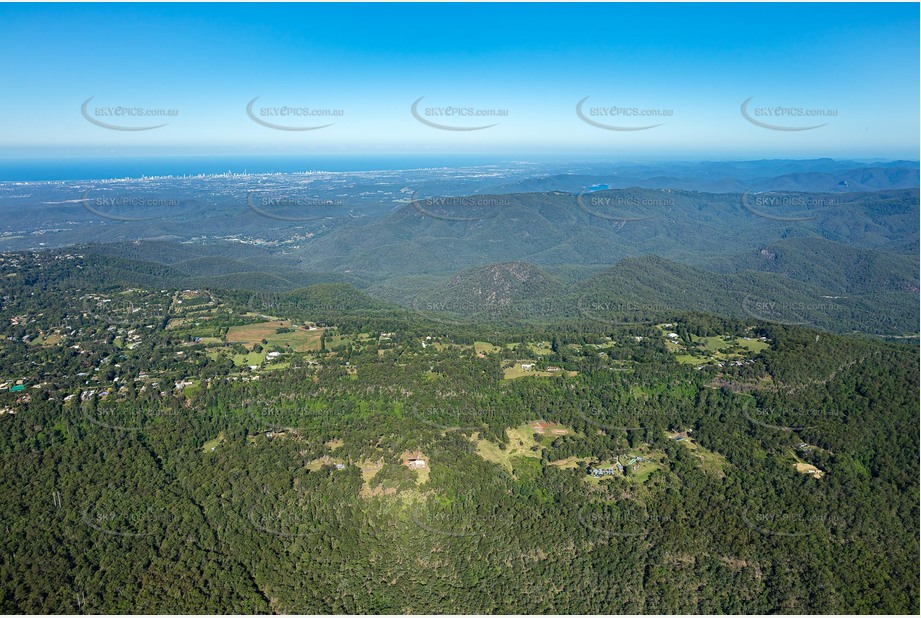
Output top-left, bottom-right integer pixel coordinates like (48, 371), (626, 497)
(0, 2), (917, 160)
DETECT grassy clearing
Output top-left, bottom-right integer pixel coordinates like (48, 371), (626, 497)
(471, 432), (516, 473)
(736, 337), (770, 353)
(225, 320), (323, 352)
(29, 332), (62, 347)
(470, 429), (541, 474)
(202, 432), (225, 453)
(794, 462), (824, 478)
(243, 311), (282, 321)
(44, 333), (62, 346)
(693, 335), (732, 352)
(329, 332), (371, 349)
(305, 456), (345, 472)
(506, 423), (544, 452)
(261, 361), (291, 371)
(472, 422), (575, 473)
(232, 350), (267, 367)
(583, 447), (667, 485)
(547, 456), (586, 470)
(661, 326), (771, 367)
(411, 465), (430, 485)
(668, 432), (728, 477)
(628, 459), (664, 483)
(527, 420), (574, 446)
(357, 459), (384, 497)
(183, 382), (201, 397)
(358, 459), (413, 498)
(791, 451), (825, 478)
(503, 362), (554, 380)
(474, 341), (502, 355)
(664, 339), (684, 353)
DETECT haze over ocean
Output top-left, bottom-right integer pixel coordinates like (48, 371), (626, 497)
(0, 2), (917, 174)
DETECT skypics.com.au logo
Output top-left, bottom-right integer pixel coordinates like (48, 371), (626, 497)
(740, 190), (842, 222)
(741, 96), (837, 131)
(80, 191), (183, 221)
(81, 97), (178, 131)
(409, 186), (511, 222)
(576, 185), (671, 222)
(411, 97), (508, 131)
(246, 97), (343, 131)
(576, 97), (673, 131)
(246, 191), (343, 222)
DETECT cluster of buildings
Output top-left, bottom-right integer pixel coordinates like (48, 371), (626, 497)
(591, 466), (621, 477)
(402, 450), (427, 469)
(590, 455), (645, 477)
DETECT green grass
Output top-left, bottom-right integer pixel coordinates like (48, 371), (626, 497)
(503, 362), (556, 380)
(547, 456), (586, 470)
(664, 339), (684, 352)
(225, 321), (323, 352)
(736, 337), (770, 352)
(506, 423), (544, 451)
(692, 335), (733, 352)
(471, 425), (543, 473)
(329, 333), (373, 350)
(471, 433), (512, 471)
(28, 333), (63, 347)
(473, 422), (575, 474)
(202, 432), (225, 453)
(526, 421), (574, 447)
(584, 449), (666, 485)
(509, 455), (543, 479)
(411, 463), (430, 485)
(261, 361), (291, 371)
(673, 435), (728, 477)
(628, 461), (663, 483)
(183, 383), (201, 397)
(306, 456), (345, 472)
(329, 334), (352, 348)
(474, 341), (502, 355)
(623, 449), (667, 484)
(268, 329), (323, 351)
(666, 332), (771, 367)
(232, 351), (266, 367)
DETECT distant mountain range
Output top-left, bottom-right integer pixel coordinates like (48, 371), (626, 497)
(404, 251), (917, 336)
(67, 230), (918, 337)
(295, 188), (918, 279)
(4, 159), (918, 338)
(481, 160), (920, 194)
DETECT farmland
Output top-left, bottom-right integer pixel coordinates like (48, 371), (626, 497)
(225, 320), (324, 352)
(657, 325), (772, 367)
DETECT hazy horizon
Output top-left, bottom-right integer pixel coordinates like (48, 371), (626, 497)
(0, 3), (918, 615)
(1, 3), (917, 160)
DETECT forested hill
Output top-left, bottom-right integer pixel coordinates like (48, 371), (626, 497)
(36, 241), (918, 339)
(0, 249), (917, 613)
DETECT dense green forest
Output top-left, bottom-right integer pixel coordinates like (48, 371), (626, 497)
(0, 249), (917, 613)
